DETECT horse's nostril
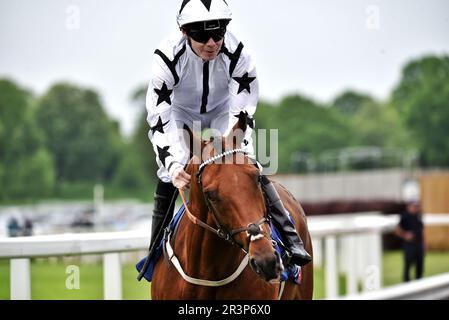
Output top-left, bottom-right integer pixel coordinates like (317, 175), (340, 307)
(250, 254), (283, 282)
(250, 258), (261, 275)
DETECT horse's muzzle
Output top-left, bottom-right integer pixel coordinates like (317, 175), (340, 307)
(249, 251), (284, 282)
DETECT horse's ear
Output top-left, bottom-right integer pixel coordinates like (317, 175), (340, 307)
(182, 123), (202, 159)
(226, 111), (247, 148)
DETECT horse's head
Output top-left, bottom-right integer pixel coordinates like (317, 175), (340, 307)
(184, 112), (283, 282)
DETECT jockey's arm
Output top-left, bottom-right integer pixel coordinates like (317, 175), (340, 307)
(226, 46), (259, 157)
(146, 53), (188, 187)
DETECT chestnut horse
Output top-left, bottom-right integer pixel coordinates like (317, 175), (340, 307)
(151, 115), (313, 300)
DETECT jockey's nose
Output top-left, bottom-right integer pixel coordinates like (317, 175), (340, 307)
(206, 37), (216, 46)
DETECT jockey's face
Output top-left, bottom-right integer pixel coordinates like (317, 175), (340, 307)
(183, 31), (224, 61)
(407, 202), (421, 215)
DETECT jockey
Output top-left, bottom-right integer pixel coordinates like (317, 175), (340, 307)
(146, 0), (311, 266)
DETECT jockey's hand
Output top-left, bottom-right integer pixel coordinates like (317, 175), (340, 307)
(170, 165), (191, 189)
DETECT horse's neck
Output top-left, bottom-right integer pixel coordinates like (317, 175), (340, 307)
(180, 190), (244, 278)
(187, 192), (232, 255)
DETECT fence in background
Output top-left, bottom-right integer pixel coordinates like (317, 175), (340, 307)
(421, 173), (449, 250)
(310, 213), (449, 298)
(1, 213), (449, 300)
(274, 169), (412, 202)
(340, 272), (449, 300)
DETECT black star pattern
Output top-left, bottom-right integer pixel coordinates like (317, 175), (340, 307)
(179, 0), (213, 13)
(179, 0), (191, 13)
(150, 117), (170, 135)
(243, 139), (249, 146)
(154, 82), (173, 106)
(234, 111), (255, 129)
(200, 0), (212, 11)
(233, 72), (256, 94)
(157, 146), (172, 167)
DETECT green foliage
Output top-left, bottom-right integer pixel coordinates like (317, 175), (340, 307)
(0, 79), (155, 203)
(332, 90), (412, 150)
(128, 85), (159, 185)
(350, 101), (408, 148)
(253, 100), (277, 130)
(2, 54), (448, 202)
(5, 149), (55, 199)
(105, 84), (157, 200)
(35, 83), (123, 183)
(113, 144), (149, 191)
(332, 91), (375, 116)
(326, 90), (414, 171)
(392, 55), (449, 167)
(255, 95), (353, 172)
(280, 96), (353, 172)
(255, 89), (416, 173)
(0, 79), (55, 200)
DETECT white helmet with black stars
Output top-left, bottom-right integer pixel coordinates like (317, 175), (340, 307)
(177, 0), (232, 28)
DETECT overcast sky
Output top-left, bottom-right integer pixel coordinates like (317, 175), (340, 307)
(1, 0), (448, 136)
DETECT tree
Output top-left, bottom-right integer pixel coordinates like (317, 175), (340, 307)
(258, 94), (353, 173)
(332, 90), (375, 116)
(35, 83), (122, 183)
(392, 55), (449, 167)
(113, 144), (148, 190)
(332, 91), (410, 148)
(254, 100), (277, 130)
(128, 85), (158, 185)
(347, 99), (411, 149)
(0, 79), (55, 200)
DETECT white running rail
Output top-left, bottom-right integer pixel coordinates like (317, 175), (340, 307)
(341, 272), (449, 300)
(1, 213), (449, 300)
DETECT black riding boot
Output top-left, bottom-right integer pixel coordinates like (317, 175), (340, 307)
(260, 175), (312, 266)
(150, 179), (177, 248)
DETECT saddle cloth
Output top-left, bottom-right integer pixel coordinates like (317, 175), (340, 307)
(136, 204), (302, 284)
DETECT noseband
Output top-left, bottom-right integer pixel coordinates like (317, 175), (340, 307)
(179, 148), (270, 253)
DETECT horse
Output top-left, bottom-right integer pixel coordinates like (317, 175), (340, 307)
(151, 113), (313, 300)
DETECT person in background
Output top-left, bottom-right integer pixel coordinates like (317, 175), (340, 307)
(22, 217), (34, 236)
(395, 199), (425, 282)
(7, 216), (21, 237)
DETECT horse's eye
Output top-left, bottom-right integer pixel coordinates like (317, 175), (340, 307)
(206, 190), (220, 202)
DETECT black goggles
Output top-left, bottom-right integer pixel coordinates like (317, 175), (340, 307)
(186, 27), (226, 43)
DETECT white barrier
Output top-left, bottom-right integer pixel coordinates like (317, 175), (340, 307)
(1, 213), (449, 300)
(309, 213), (449, 299)
(341, 272), (449, 300)
(0, 231), (148, 300)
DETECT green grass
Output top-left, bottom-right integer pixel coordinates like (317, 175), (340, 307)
(1, 250), (449, 300)
(0, 257), (150, 300)
(383, 250), (449, 286)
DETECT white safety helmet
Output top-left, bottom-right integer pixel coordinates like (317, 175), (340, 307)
(402, 180), (420, 203)
(177, 0), (232, 28)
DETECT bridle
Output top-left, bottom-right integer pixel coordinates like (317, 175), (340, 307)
(179, 148), (271, 253)
(167, 148), (283, 292)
